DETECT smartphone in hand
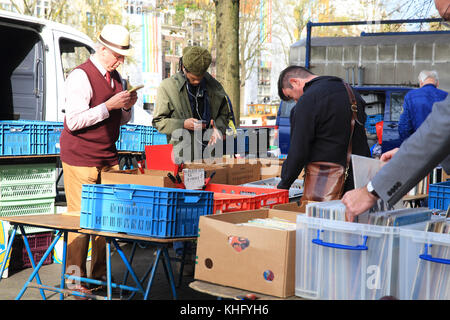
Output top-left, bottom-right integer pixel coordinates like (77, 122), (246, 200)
(127, 84), (144, 93)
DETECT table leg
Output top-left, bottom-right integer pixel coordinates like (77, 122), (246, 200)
(18, 225), (47, 300)
(143, 247), (162, 300)
(177, 241), (187, 288)
(60, 231), (68, 300)
(0, 225), (17, 280)
(120, 241), (137, 299)
(111, 239), (145, 295)
(15, 230), (63, 300)
(161, 247), (178, 300)
(106, 238), (112, 300)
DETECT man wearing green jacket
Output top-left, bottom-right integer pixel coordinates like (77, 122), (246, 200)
(152, 46), (231, 162)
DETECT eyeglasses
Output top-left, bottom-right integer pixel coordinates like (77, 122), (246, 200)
(106, 48), (124, 61)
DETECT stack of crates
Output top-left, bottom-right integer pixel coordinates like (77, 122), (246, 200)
(0, 163), (57, 276)
(0, 163), (56, 234)
(365, 114), (383, 135)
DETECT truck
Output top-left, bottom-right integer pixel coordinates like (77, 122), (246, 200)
(0, 10), (95, 122)
(277, 18), (450, 156)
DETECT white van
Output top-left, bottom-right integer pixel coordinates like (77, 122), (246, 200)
(0, 10), (95, 122)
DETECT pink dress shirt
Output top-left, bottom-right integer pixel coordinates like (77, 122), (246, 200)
(64, 55), (131, 131)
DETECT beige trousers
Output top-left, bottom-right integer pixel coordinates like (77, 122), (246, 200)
(62, 162), (119, 281)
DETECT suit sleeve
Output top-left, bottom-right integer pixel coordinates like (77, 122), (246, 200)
(372, 96), (450, 206)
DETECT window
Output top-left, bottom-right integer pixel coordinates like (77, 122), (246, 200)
(390, 92), (406, 121)
(59, 38), (93, 79)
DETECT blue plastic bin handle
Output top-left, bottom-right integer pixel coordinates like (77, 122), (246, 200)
(419, 244), (450, 265)
(312, 230), (368, 251)
(10, 127), (24, 132)
(184, 195), (201, 204)
(113, 188), (135, 200)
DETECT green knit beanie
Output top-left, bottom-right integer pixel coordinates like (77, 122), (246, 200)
(182, 46), (212, 76)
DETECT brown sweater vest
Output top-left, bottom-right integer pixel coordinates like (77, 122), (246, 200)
(60, 59), (123, 167)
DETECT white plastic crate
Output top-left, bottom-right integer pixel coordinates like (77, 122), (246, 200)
(295, 215), (399, 300)
(398, 221), (450, 300)
(242, 177), (303, 199)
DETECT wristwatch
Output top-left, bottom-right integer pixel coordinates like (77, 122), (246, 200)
(122, 107), (131, 112)
(366, 181), (379, 198)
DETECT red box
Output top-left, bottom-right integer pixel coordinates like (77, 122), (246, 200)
(205, 183), (289, 214)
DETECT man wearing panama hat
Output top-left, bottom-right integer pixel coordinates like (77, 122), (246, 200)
(60, 24), (137, 297)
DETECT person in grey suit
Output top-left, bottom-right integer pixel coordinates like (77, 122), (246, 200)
(342, 0), (450, 220)
(343, 95), (450, 221)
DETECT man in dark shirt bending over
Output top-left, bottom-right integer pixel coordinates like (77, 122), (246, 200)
(276, 66), (370, 193)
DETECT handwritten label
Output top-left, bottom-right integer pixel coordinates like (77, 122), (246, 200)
(183, 169), (205, 190)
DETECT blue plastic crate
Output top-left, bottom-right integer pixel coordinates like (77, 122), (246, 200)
(428, 181), (450, 211)
(116, 124), (156, 152)
(80, 184), (214, 238)
(365, 114), (383, 126)
(0, 120), (64, 156)
(152, 132), (167, 145)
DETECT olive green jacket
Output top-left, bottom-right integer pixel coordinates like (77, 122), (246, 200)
(152, 71), (230, 158)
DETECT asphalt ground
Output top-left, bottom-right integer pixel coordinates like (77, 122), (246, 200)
(0, 241), (214, 301)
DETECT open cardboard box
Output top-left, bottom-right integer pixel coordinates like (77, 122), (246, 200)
(271, 200), (317, 213)
(100, 168), (178, 188)
(101, 167), (228, 188)
(186, 158), (262, 185)
(194, 208), (302, 298)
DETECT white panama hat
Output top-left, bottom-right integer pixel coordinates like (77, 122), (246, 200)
(98, 24), (133, 56)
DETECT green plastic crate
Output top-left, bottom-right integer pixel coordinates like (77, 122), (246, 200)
(0, 163), (56, 201)
(0, 198), (55, 217)
(0, 163), (56, 184)
(0, 198), (55, 235)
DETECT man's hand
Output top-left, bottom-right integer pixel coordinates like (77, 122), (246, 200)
(208, 120), (223, 146)
(184, 118), (205, 131)
(341, 186), (378, 222)
(105, 91), (137, 111)
(380, 147), (399, 163)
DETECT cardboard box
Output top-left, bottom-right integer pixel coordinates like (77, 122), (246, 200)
(186, 159), (261, 185)
(259, 158), (305, 180)
(183, 163), (228, 184)
(272, 200), (316, 213)
(260, 158), (284, 179)
(219, 158), (262, 185)
(194, 208), (299, 298)
(101, 169), (178, 188)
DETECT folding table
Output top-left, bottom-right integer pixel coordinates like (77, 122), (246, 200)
(0, 214), (194, 300)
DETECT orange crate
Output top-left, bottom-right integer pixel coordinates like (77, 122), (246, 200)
(205, 183), (289, 214)
(213, 193), (258, 214)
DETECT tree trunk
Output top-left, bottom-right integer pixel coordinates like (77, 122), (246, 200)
(214, 0), (240, 127)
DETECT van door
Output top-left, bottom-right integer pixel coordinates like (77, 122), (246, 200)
(11, 42), (44, 120)
(1, 20), (44, 120)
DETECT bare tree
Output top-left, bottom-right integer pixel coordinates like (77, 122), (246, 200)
(214, 0), (240, 125)
(239, 0), (270, 88)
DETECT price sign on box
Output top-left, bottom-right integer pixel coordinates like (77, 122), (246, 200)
(183, 169), (205, 190)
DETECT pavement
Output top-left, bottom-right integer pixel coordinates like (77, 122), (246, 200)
(0, 241), (215, 301)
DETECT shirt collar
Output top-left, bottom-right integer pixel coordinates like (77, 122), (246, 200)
(90, 55), (108, 76)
